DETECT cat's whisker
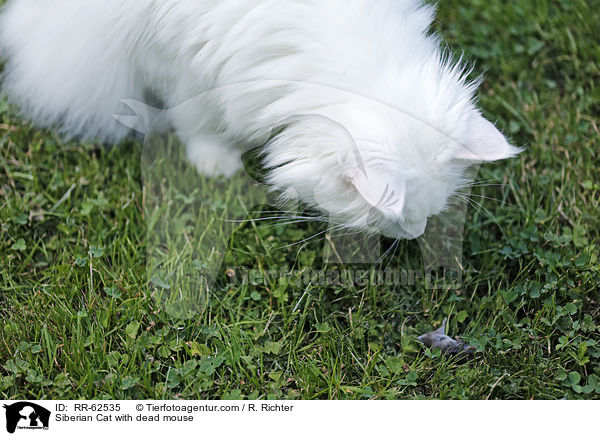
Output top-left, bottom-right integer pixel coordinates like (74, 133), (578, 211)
(275, 223), (347, 250)
(375, 238), (399, 265)
(222, 212), (324, 224)
(464, 184), (506, 189)
(467, 193), (511, 206)
(223, 216), (319, 224)
(247, 210), (319, 216)
(457, 178), (505, 191)
(454, 193), (480, 213)
(463, 177), (502, 186)
(458, 194), (499, 224)
(379, 239), (400, 269)
(456, 189), (517, 210)
(387, 239), (402, 271)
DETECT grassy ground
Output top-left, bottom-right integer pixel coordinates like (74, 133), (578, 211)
(1, 0), (599, 400)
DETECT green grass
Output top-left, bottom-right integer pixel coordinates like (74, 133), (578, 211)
(1, 0), (599, 399)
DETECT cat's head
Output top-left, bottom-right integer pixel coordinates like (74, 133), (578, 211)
(262, 103), (520, 241)
(261, 56), (521, 240)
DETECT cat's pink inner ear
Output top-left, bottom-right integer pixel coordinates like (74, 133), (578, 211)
(454, 115), (522, 162)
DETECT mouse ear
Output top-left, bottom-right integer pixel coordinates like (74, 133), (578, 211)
(454, 114), (522, 162)
(339, 154), (405, 218)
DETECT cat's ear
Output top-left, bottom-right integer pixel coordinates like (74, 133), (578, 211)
(454, 115), (522, 162)
(339, 154), (405, 218)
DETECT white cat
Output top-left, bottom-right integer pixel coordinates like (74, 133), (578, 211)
(0, 0), (520, 239)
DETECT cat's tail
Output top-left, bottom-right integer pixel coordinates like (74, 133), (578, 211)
(0, 0), (150, 143)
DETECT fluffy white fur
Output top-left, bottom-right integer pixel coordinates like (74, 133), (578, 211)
(0, 0), (520, 239)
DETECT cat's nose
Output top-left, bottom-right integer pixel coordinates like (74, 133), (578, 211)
(399, 218), (427, 239)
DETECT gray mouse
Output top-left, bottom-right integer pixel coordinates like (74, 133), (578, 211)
(417, 318), (475, 359)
